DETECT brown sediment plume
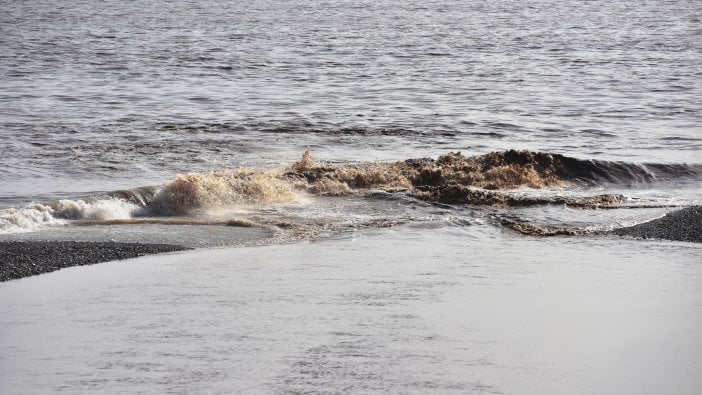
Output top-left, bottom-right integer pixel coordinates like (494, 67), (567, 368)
(335, 162), (414, 190)
(290, 147), (318, 172)
(406, 149), (702, 188)
(306, 178), (352, 195)
(143, 149), (645, 215)
(150, 169), (300, 215)
(418, 150), (567, 189)
(281, 149), (638, 209)
(286, 151), (414, 195)
(285, 149), (571, 197)
(412, 185), (625, 208)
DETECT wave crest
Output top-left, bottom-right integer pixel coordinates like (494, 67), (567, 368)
(0, 198), (141, 233)
(3, 149), (700, 234)
(0, 204), (59, 234)
(148, 169), (301, 215)
(49, 198), (140, 220)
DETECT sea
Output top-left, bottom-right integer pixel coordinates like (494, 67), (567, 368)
(1, 0), (701, 393)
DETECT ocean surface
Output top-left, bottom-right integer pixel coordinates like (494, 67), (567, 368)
(1, 0), (701, 393)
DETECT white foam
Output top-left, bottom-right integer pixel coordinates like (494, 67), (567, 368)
(0, 198), (140, 234)
(49, 198), (140, 220)
(0, 204), (61, 234)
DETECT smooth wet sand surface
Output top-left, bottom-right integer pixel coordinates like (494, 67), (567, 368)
(1, 227), (700, 394)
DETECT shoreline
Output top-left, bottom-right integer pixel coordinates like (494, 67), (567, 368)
(1, 205), (700, 282)
(0, 241), (189, 282)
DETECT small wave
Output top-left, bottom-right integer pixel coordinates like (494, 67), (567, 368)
(0, 198), (141, 234)
(48, 198), (140, 220)
(555, 156), (702, 185)
(285, 149), (702, 207)
(0, 204), (61, 234)
(1, 166), (303, 233)
(3, 149), (700, 234)
(147, 169), (301, 215)
(286, 150), (580, 195)
(410, 150), (702, 187)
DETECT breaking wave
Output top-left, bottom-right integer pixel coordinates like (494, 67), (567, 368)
(286, 149), (702, 195)
(147, 169), (300, 215)
(0, 198), (142, 234)
(2, 149), (700, 234)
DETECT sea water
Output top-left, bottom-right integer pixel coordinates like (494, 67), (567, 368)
(1, 0), (701, 393)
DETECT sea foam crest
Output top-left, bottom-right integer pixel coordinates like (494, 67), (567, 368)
(0, 204), (60, 234)
(0, 198), (141, 234)
(49, 198), (141, 220)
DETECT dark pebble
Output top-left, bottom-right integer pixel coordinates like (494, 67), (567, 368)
(612, 206), (702, 243)
(0, 241), (190, 282)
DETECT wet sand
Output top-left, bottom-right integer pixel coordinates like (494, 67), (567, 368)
(0, 241), (189, 282)
(612, 206), (702, 243)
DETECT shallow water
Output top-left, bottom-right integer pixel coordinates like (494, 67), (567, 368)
(1, 228), (701, 394)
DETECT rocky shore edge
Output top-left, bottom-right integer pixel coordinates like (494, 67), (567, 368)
(612, 206), (702, 243)
(0, 241), (190, 282)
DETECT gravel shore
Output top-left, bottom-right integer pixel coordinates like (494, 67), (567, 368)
(612, 206), (702, 243)
(0, 241), (189, 282)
